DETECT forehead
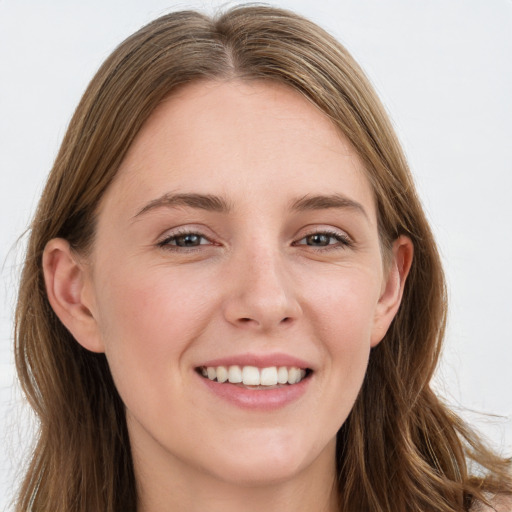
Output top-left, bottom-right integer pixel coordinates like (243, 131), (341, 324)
(99, 79), (376, 221)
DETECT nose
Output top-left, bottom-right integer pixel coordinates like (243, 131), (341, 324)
(222, 247), (302, 331)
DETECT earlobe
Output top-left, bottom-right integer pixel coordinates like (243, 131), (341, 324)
(370, 235), (414, 347)
(42, 238), (105, 353)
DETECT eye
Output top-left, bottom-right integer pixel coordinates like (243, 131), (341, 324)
(294, 230), (352, 249)
(158, 231), (212, 249)
(303, 233), (335, 247)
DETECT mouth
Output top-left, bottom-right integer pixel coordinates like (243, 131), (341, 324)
(196, 365), (313, 389)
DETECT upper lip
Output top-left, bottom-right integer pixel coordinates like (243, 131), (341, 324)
(197, 353), (312, 370)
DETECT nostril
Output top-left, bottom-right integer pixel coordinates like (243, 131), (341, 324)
(237, 316), (291, 323)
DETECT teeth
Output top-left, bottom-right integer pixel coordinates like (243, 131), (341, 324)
(216, 365), (228, 383)
(242, 366), (260, 385)
(260, 367), (278, 386)
(201, 365), (308, 386)
(287, 367), (300, 384)
(277, 366), (288, 384)
(227, 365), (242, 383)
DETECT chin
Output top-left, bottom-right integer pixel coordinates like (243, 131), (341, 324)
(210, 455), (306, 487)
(199, 428), (335, 487)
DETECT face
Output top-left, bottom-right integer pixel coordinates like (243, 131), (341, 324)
(73, 80), (406, 488)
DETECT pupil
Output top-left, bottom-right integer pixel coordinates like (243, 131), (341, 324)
(178, 234), (200, 247)
(308, 234), (329, 246)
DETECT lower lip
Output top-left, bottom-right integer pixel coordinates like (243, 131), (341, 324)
(197, 373), (311, 411)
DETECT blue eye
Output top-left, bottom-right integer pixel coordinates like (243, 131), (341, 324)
(295, 231), (352, 249)
(159, 232), (211, 248)
(304, 234), (334, 246)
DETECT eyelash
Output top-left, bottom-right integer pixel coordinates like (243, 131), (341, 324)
(292, 229), (353, 251)
(157, 229), (214, 251)
(157, 228), (353, 252)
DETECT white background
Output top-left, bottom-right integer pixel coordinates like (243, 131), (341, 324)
(1, 1), (511, 509)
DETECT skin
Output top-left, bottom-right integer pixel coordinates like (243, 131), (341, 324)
(43, 80), (413, 512)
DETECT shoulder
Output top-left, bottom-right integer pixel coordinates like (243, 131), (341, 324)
(472, 494), (512, 512)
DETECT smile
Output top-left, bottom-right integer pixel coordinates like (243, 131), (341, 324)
(198, 365), (310, 387)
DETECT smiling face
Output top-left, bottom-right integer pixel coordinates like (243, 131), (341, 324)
(45, 80), (411, 502)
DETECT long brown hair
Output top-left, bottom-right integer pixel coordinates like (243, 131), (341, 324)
(14, 6), (511, 511)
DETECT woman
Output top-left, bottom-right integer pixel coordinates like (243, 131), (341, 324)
(14, 5), (511, 511)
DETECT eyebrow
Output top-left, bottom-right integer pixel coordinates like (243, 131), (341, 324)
(134, 192), (232, 218)
(291, 193), (368, 219)
(133, 191), (368, 220)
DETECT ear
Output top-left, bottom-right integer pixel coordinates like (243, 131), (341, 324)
(42, 238), (105, 353)
(370, 235), (414, 347)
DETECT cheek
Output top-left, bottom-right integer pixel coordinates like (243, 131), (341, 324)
(303, 269), (380, 404)
(305, 267), (381, 344)
(98, 263), (208, 338)
(93, 265), (215, 389)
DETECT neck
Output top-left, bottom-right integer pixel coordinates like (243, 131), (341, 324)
(133, 436), (339, 512)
